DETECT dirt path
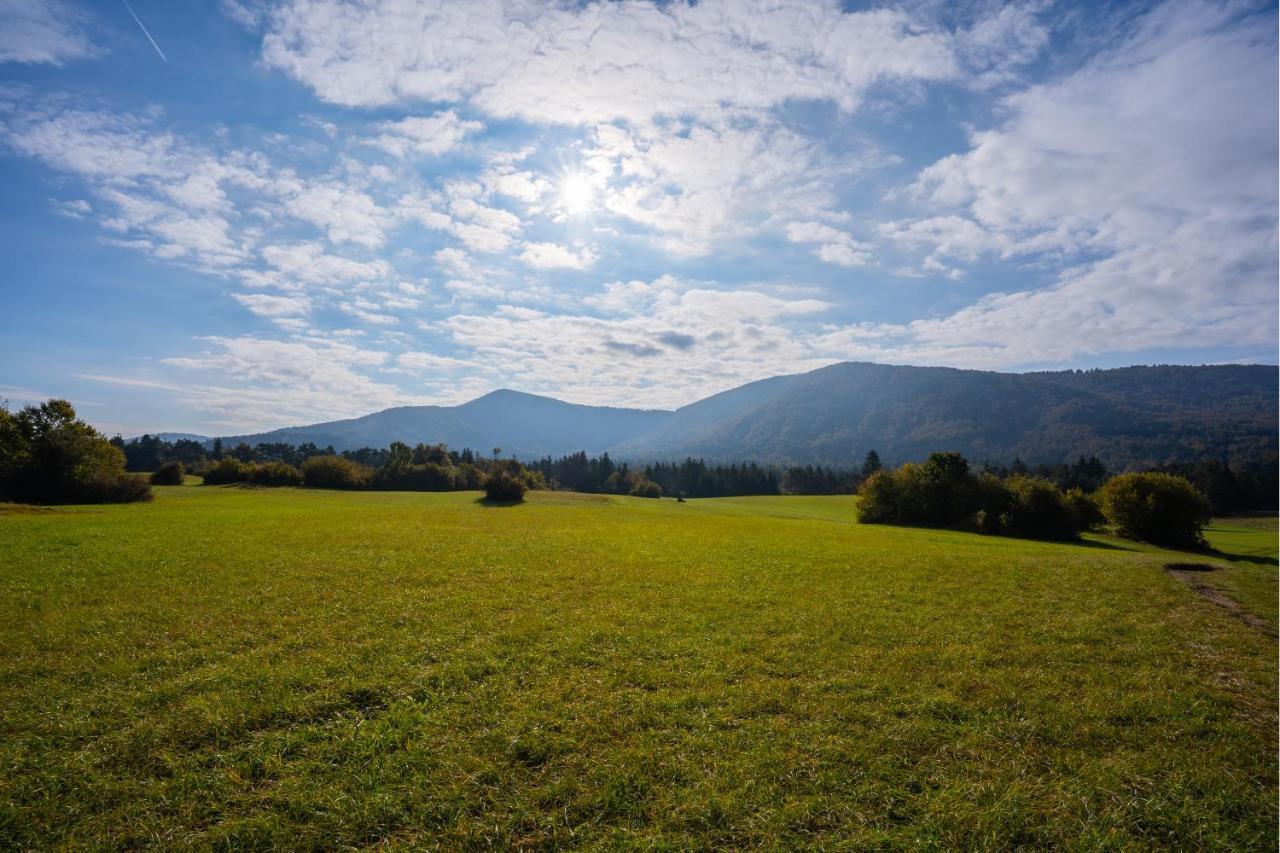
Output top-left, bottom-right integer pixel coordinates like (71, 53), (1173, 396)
(1165, 563), (1276, 637)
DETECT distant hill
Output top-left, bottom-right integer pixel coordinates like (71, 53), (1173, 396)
(215, 363), (1278, 469)
(128, 432), (210, 443)
(221, 390), (672, 459)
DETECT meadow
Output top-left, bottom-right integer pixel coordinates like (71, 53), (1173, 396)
(0, 487), (1275, 849)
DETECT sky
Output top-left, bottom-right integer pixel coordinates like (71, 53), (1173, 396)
(0, 0), (1276, 436)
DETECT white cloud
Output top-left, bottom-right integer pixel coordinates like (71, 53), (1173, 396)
(255, 0), (960, 124)
(439, 275), (833, 407)
(852, 1), (1278, 362)
(367, 111), (483, 158)
(518, 241), (595, 270)
(785, 221), (872, 268)
(152, 335), (418, 428)
(0, 0), (100, 65)
(253, 242), (391, 288)
(397, 351), (470, 371)
(234, 292), (312, 317)
(285, 182), (389, 248)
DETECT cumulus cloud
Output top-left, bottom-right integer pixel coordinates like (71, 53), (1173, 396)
(367, 111), (483, 158)
(851, 1), (1278, 363)
(518, 242), (595, 270)
(785, 221), (872, 268)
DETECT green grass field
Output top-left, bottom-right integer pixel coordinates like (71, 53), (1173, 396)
(1, 487), (1275, 849)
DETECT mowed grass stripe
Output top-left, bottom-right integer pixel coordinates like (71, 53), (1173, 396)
(0, 488), (1274, 849)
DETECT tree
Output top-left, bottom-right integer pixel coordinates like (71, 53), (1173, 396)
(211, 437), (224, 460)
(0, 399), (150, 504)
(861, 450), (882, 478)
(1097, 472), (1212, 548)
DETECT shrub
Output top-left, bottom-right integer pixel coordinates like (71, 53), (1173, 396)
(0, 399), (152, 504)
(374, 462), (458, 491)
(1064, 487), (1105, 531)
(1098, 472), (1212, 547)
(82, 471), (154, 503)
(855, 469), (904, 524)
(628, 479), (663, 498)
(151, 461), (185, 486)
(1001, 476), (1079, 540)
(974, 473), (1013, 534)
(856, 452), (978, 528)
(249, 461), (302, 487)
(483, 471), (527, 503)
(202, 458), (249, 485)
(522, 469), (548, 491)
(301, 455), (371, 489)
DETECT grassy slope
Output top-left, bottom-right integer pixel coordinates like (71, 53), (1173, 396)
(0, 488), (1274, 850)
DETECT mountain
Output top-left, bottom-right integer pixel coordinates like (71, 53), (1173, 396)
(215, 363), (1278, 469)
(128, 432), (210, 443)
(610, 363), (1278, 468)
(221, 390), (672, 458)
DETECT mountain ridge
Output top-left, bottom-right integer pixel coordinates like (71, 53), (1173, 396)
(213, 362), (1279, 469)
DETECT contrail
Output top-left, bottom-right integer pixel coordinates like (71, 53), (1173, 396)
(121, 0), (167, 62)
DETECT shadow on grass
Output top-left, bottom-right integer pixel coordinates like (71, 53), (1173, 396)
(475, 497), (525, 508)
(1203, 546), (1278, 567)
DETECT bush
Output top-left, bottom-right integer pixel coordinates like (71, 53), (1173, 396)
(1064, 487), (1105, 531)
(301, 455), (371, 489)
(374, 462), (458, 491)
(249, 461), (302, 487)
(483, 471), (527, 503)
(855, 469), (904, 524)
(629, 479), (663, 498)
(83, 471), (154, 503)
(151, 461), (185, 485)
(1098, 472), (1212, 547)
(974, 472), (1013, 533)
(1000, 476), (1079, 540)
(856, 452), (978, 528)
(202, 458), (249, 485)
(0, 399), (151, 504)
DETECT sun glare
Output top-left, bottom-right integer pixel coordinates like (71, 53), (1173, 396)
(560, 173), (594, 215)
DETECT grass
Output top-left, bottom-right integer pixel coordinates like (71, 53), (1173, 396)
(0, 487), (1275, 849)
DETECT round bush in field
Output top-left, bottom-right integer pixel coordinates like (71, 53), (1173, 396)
(629, 479), (662, 498)
(484, 472), (527, 503)
(1001, 476), (1079, 540)
(1097, 472), (1212, 547)
(150, 461), (184, 486)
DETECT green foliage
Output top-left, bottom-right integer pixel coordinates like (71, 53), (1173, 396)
(1064, 487), (1105, 531)
(1098, 472), (1213, 547)
(150, 461), (185, 486)
(628, 478), (662, 498)
(856, 452), (979, 528)
(860, 453), (1082, 540)
(483, 471), (527, 503)
(999, 476), (1079, 540)
(0, 399), (151, 504)
(202, 458), (249, 485)
(249, 461), (303, 487)
(301, 455), (371, 490)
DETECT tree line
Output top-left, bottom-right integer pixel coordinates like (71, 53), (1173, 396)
(114, 430), (1276, 513)
(857, 451), (1215, 548)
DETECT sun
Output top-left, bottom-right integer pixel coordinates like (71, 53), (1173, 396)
(560, 173), (594, 215)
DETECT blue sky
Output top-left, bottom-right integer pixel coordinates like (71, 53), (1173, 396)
(1, 0), (1276, 436)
